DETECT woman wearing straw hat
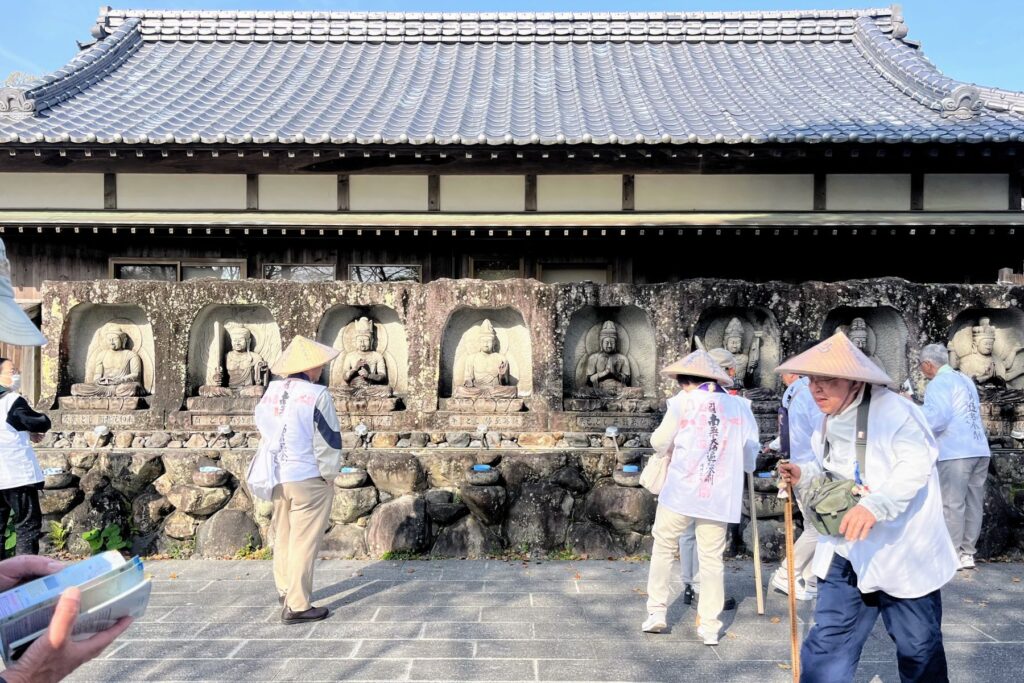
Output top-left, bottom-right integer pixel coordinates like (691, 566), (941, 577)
(253, 336), (343, 625)
(776, 332), (958, 682)
(642, 350), (760, 644)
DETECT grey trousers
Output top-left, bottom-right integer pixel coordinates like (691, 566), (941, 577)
(937, 457), (990, 557)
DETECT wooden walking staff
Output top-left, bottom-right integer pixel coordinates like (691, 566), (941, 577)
(777, 403), (800, 680)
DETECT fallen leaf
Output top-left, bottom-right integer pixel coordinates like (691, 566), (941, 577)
(573, 572), (582, 581)
(407, 569), (415, 574)
(778, 663), (792, 671)
(1012, 577), (1020, 583)
(770, 616), (781, 624)
(168, 573), (177, 580)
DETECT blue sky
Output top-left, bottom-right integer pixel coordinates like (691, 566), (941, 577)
(2, 1), (1021, 91)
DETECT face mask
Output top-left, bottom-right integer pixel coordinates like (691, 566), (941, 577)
(6, 374), (21, 392)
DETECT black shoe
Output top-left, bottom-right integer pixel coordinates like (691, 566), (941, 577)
(281, 605), (329, 625)
(682, 584), (695, 605)
(724, 597), (737, 611)
(278, 595), (285, 606)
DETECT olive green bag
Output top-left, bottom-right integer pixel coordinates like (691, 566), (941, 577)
(804, 391), (871, 537)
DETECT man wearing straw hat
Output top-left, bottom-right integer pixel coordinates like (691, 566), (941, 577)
(643, 350), (760, 644)
(776, 333), (958, 682)
(253, 336), (343, 625)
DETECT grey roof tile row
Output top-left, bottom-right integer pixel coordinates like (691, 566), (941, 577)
(1, 5), (1023, 146)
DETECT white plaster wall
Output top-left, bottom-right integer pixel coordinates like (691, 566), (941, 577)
(924, 174), (1009, 210)
(826, 174), (911, 210)
(0, 173), (104, 209)
(634, 174), (814, 211)
(349, 175), (428, 212)
(117, 174), (247, 210)
(536, 175), (622, 212)
(441, 176), (525, 211)
(259, 175), (336, 211)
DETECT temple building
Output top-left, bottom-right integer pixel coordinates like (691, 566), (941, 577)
(1, 6), (1024, 560)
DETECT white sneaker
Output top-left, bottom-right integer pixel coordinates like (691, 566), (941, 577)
(770, 569), (789, 594)
(959, 554), (976, 570)
(697, 625), (719, 645)
(795, 582), (817, 601)
(642, 612), (667, 633)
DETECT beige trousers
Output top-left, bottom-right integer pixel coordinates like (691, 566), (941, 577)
(272, 477), (334, 611)
(777, 509), (820, 587)
(646, 504), (728, 634)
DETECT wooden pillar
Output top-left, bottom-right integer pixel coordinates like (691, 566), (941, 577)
(337, 175), (350, 211)
(910, 173), (924, 211)
(103, 173), (117, 209)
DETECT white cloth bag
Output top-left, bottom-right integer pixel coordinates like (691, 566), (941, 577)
(639, 452), (671, 495)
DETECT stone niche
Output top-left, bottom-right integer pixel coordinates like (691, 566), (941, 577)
(184, 305), (281, 413)
(822, 306), (909, 385)
(948, 308), (1024, 390)
(693, 307), (782, 393)
(439, 308), (532, 413)
(317, 305), (408, 412)
(58, 304), (155, 411)
(562, 305), (657, 412)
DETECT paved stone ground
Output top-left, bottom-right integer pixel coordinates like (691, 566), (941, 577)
(60, 558), (1023, 682)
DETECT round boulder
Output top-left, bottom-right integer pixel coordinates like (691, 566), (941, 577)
(466, 466), (500, 486)
(167, 485), (231, 517)
(321, 524), (368, 559)
(335, 468), (369, 489)
(195, 509), (262, 559)
(584, 482), (657, 535)
(458, 484), (506, 526)
(367, 452), (426, 497)
(331, 486), (378, 525)
(612, 468), (642, 488)
(432, 516), (502, 558)
(505, 482), (573, 550)
(192, 466), (230, 488)
(366, 496), (429, 558)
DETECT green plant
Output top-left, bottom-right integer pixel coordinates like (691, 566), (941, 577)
(4, 519), (15, 553)
(234, 534), (272, 560)
(167, 539), (194, 560)
(380, 550), (423, 561)
(546, 548), (582, 561)
(82, 524), (129, 554)
(48, 521), (69, 552)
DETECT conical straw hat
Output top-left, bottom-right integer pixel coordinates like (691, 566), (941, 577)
(271, 335), (340, 376)
(775, 331), (892, 385)
(0, 239), (45, 347)
(661, 349), (734, 387)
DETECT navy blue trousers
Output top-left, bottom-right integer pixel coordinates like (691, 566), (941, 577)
(801, 555), (948, 683)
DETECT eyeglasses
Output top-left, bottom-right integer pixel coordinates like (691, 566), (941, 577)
(807, 376), (847, 390)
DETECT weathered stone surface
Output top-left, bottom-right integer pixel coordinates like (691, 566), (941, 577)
(615, 449), (642, 466)
(516, 432), (559, 448)
(331, 486), (378, 525)
(183, 433), (208, 449)
(162, 453), (207, 486)
(335, 469), (369, 489)
(445, 431), (472, 448)
(458, 484), (506, 526)
(424, 489), (468, 526)
(992, 453), (1024, 487)
(466, 467), (500, 486)
(585, 482), (657, 535)
(408, 432), (429, 448)
(195, 509), (262, 559)
(578, 450), (617, 482)
(228, 432), (247, 448)
(505, 482), (573, 550)
(612, 469), (642, 487)
(420, 452), (476, 488)
(163, 510), (201, 540)
(743, 491), (786, 519)
(371, 432), (400, 448)
(167, 485), (231, 517)
(69, 451), (98, 470)
(320, 524), (367, 559)
(40, 488), (83, 516)
(484, 431), (502, 449)
(145, 431), (172, 449)
(366, 452), (425, 496)
(37, 452), (70, 472)
(192, 467), (230, 488)
(499, 452), (567, 490)
(132, 491), (173, 534)
(977, 482), (1018, 559)
(567, 521), (630, 559)
(62, 490), (130, 555)
(563, 433), (591, 448)
(79, 468), (110, 494)
(742, 518), (788, 563)
(224, 488), (253, 513)
(366, 496), (429, 557)
(97, 452), (164, 497)
(550, 466), (589, 494)
(432, 515), (502, 558)
(153, 473), (174, 497)
(43, 472), (77, 490)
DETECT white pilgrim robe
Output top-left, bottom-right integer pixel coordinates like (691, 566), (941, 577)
(650, 388), (760, 524)
(796, 385), (959, 598)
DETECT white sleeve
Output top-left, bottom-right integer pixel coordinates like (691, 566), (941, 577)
(919, 377), (953, 436)
(650, 397), (679, 456)
(788, 389), (822, 465)
(741, 402), (760, 473)
(858, 410), (938, 523)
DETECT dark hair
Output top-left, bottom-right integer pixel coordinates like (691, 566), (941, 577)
(675, 374), (711, 387)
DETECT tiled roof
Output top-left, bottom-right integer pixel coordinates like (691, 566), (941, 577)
(2, 5), (1024, 146)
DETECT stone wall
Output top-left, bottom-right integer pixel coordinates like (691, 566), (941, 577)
(32, 277), (1024, 559)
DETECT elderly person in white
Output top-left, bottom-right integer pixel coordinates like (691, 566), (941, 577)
(777, 333), (958, 683)
(917, 343), (991, 570)
(643, 350), (759, 645)
(252, 335), (342, 625)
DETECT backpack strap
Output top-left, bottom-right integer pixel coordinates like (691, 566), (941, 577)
(854, 388), (872, 483)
